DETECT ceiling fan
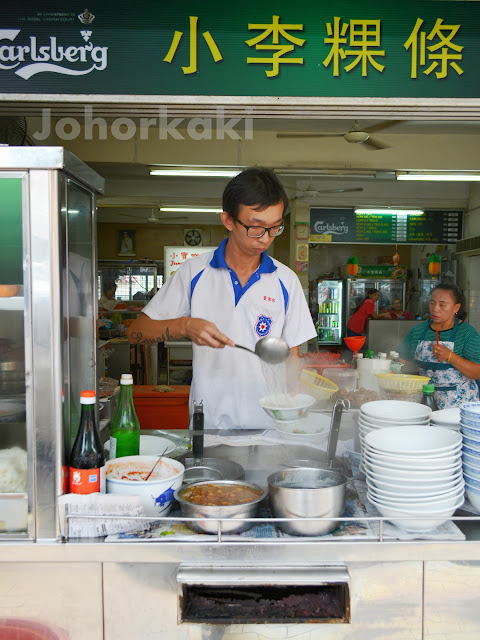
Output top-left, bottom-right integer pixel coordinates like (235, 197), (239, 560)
(277, 120), (403, 151)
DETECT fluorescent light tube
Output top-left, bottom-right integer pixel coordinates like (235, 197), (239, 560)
(150, 168), (241, 178)
(355, 208), (424, 216)
(160, 206), (223, 213)
(396, 172), (480, 181)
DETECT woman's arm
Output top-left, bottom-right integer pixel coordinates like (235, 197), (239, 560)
(371, 312), (393, 320)
(433, 342), (480, 380)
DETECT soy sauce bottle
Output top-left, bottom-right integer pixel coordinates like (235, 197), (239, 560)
(420, 384), (438, 412)
(69, 390), (105, 494)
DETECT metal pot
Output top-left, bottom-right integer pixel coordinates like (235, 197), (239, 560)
(174, 479), (267, 534)
(268, 467), (346, 536)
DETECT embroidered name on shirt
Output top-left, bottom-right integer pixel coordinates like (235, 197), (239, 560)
(263, 296), (276, 303)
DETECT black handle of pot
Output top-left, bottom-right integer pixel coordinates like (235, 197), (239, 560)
(192, 400), (204, 463)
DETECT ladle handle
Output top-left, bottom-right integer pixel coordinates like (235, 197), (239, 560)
(233, 343), (255, 357)
(192, 400), (204, 464)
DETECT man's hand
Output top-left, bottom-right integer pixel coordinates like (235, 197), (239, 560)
(185, 317), (235, 348)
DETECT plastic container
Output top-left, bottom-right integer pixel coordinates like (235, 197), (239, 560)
(357, 357), (391, 393)
(322, 366), (357, 391)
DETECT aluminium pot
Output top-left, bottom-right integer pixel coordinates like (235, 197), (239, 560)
(174, 479), (267, 534)
(268, 467), (346, 536)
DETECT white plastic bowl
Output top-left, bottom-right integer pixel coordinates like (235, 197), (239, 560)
(365, 425), (461, 456)
(361, 400), (432, 422)
(106, 455), (185, 517)
(259, 393), (316, 422)
(367, 493), (464, 532)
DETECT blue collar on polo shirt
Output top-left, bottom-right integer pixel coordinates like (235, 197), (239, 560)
(210, 237), (277, 306)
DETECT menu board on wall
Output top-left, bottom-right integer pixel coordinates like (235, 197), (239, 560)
(310, 209), (462, 244)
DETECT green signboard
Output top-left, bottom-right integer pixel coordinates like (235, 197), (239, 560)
(310, 208), (462, 244)
(353, 264), (407, 280)
(1, 1), (480, 97)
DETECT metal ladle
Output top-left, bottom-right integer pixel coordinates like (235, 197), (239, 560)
(233, 336), (290, 364)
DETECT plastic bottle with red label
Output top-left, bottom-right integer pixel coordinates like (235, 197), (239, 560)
(69, 390), (105, 494)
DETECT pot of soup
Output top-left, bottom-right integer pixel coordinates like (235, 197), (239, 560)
(174, 480), (266, 534)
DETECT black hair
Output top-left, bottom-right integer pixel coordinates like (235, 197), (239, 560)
(103, 280), (116, 295)
(432, 283), (466, 321)
(351, 288), (379, 316)
(222, 167), (289, 220)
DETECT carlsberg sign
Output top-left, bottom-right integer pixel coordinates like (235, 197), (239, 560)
(0, 29), (108, 79)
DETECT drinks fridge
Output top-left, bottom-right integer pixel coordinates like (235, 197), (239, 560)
(347, 278), (406, 317)
(316, 279), (344, 345)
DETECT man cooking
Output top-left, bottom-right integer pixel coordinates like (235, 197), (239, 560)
(127, 167), (316, 429)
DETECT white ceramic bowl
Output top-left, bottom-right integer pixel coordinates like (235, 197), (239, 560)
(360, 400), (432, 422)
(364, 458), (461, 480)
(431, 407), (461, 426)
(363, 451), (461, 472)
(465, 485), (480, 512)
(364, 441), (462, 468)
(358, 414), (430, 428)
(105, 435), (175, 457)
(367, 476), (464, 498)
(106, 455), (184, 517)
(259, 393), (316, 422)
(365, 425), (462, 456)
(460, 402), (480, 419)
(367, 493), (464, 532)
(367, 466), (463, 486)
(367, 482), (464, 505)
(367, 490), (464, 513)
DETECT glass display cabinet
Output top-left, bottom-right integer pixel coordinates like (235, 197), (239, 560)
(0, 147), (104, 541)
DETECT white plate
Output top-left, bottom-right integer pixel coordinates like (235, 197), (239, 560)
(105, 435), (175, 456)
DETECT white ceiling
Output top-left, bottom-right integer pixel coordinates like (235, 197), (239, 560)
(84, 116), (480, 226)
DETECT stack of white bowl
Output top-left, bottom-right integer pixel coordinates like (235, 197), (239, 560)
(431, 407), (461, 432)
(459, 402), (480, 511)
(359, 400), (432, 467)
(364, 425), (464, 532)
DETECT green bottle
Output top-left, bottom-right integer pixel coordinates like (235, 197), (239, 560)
(109, 373), (140, 458)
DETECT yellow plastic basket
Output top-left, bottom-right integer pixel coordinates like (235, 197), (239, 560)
(375, 373), (430, 395)
(300, 369), (339, 403)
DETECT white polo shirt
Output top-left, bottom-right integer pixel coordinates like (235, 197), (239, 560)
(143, 238), (316, 429)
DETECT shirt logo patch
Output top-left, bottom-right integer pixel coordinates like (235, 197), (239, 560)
(255, 314), (273, 337)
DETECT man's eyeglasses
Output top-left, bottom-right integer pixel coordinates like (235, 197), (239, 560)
(235, 218), (285, 238)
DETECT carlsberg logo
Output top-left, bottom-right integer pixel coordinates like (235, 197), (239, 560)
(314, 221), (349, 235)
(0, 29), (108, 79)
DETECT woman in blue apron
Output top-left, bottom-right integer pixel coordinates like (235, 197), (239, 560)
(398, 284), (480, 409)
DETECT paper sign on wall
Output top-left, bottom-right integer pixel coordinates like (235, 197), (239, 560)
(164, 246), (214, 279)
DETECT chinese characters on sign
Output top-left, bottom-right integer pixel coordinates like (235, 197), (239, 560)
(163, 14), (463, 79)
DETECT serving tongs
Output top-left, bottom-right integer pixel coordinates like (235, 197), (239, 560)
(326, 398), (350, 469)
(183, 401), (224, 484)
